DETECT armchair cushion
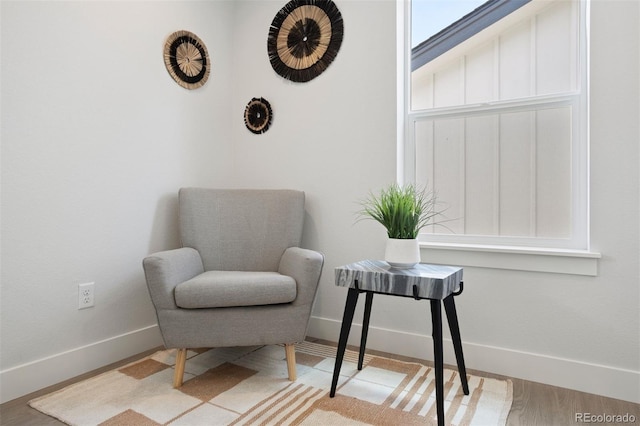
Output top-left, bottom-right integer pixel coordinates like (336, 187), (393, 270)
(175, 271), (297, 309)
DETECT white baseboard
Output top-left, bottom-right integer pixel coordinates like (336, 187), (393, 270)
(2, 320), (637, 405)
(308, 316), (640, 404)
(0, 325), (164, 404)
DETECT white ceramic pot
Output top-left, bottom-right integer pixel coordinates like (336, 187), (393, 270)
(384, 238), (420, 269)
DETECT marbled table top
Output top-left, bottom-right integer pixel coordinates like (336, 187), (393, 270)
(335, 260), (463, 300)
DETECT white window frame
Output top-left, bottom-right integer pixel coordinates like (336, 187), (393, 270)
(398, 0), (600, 275)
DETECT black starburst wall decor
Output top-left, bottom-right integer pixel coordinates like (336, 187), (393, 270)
(164, 30), (210, 90)
(267, 0), (344, 83)
(244, 97), (273, 134)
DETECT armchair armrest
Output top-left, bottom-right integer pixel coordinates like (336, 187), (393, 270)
(278, 247), (324, 307)
(142, 247), (204, 310)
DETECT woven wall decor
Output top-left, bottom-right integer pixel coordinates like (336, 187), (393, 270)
(267, 0), (344, 83)
(244, 97), (273, 134)
(163, 30), (210, 89)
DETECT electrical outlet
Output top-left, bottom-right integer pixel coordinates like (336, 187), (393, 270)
(78, 282), (95, 309)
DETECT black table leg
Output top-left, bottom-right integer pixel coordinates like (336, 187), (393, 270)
(430, 299), (445, 426)
(358, 291), (374, 370)
(330, 287), (360, 397)
(443, 294), (469, 395)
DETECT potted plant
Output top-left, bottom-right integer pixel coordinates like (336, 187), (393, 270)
(357, 183), (445, 268)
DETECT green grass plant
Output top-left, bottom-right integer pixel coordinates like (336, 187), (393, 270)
(357, 183), (445, 239)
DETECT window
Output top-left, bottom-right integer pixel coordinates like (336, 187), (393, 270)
(402, 0), (591, 252)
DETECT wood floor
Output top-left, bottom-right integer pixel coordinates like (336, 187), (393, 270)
(1, 340), (638, 426)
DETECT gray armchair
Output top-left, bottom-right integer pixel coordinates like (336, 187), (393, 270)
(143, 188), (324, 387)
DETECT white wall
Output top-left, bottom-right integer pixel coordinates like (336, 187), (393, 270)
(1, 0), (638, 405)
(0, 0), (236, 402)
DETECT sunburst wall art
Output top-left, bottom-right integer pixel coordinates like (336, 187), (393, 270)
(244, 97), (273, 134)
(163, 30), (210, 90)
(267, 0), (344, 83)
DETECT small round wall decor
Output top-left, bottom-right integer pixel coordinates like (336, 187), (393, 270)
(164, 30), (210, 89)
(267, 0), (344, 83)
(244, 97), (273, 134)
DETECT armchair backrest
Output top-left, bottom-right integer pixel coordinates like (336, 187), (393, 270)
(179, 188), (305, 272)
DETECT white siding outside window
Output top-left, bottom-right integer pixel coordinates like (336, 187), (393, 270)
(406, 0), (590, 251)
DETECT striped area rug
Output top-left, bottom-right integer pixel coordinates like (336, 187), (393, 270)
(29, 341), (512, 425)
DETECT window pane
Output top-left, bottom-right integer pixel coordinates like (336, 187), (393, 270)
(411, 0), (579, 111)
(406, 0), (587, 249)
(414, 106), (572, 239)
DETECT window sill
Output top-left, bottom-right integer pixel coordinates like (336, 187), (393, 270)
(420, 242), (601, 276)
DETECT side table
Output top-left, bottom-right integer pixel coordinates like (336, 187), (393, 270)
(330, 260), (469, 426)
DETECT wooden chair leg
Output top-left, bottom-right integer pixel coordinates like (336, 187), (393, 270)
(285, 344), (296, 381)
(173, 348), (187, 388)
